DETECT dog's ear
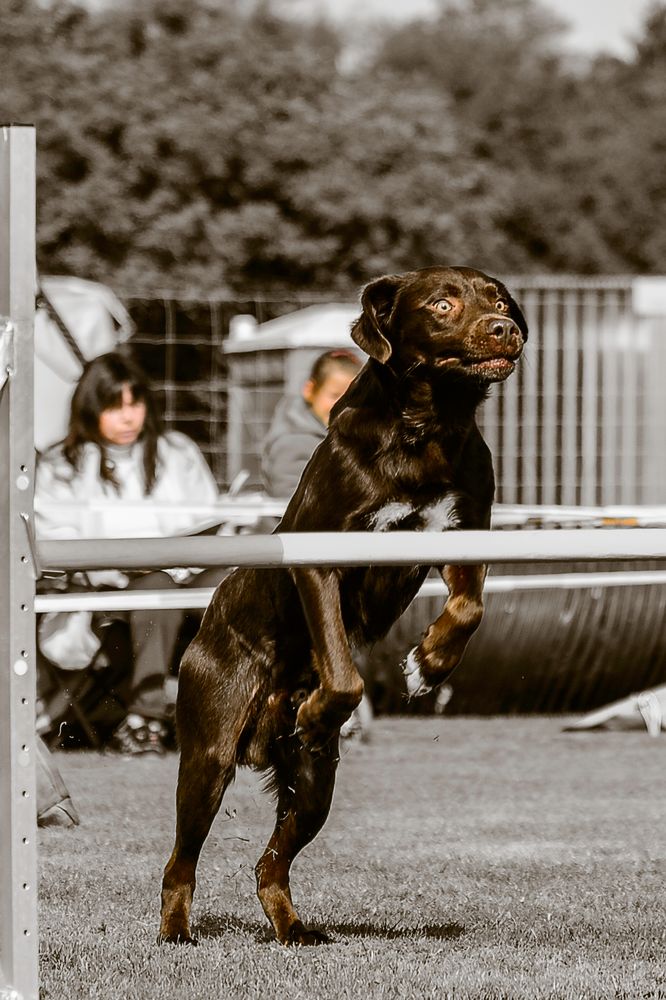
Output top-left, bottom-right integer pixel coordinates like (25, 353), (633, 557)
(507, 293), (528, 341)
(351, 274), (402, 363)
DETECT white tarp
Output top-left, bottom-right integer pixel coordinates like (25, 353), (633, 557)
(564, 686), (666, 736)
(34, 276), (133, 451)
(223, 302), (360, 354)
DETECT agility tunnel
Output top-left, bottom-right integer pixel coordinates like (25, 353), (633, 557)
(366, 560), (666, 716)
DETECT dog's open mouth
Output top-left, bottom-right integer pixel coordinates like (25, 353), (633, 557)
(435, 356), (516, 380)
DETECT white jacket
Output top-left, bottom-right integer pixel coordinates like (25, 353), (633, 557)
(35, 432), (220, 540)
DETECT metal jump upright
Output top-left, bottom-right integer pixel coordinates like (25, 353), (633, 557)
(0, 125), (38, 1000)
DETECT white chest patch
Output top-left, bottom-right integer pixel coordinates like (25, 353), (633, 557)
(420, 494), (462, 531)
(370, 493), (462, 532)
(370, 501), (415, 532)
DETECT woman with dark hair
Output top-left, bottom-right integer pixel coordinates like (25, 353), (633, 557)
(62, 350), (163, 497)
(35, 351), (222, 754)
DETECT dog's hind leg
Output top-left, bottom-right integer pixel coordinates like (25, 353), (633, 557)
(158, 646), (260, 944)
(290, 567), (364, 749)
(404, 562), (487, 697)
(256, 738), (339, 945)
(159, 743), (236, 944)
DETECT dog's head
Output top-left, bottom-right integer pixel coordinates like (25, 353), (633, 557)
(351, 265), (527, 384)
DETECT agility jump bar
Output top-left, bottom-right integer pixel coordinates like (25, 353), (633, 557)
(32, 570), (666, 615)
(37, 528), (666, 573)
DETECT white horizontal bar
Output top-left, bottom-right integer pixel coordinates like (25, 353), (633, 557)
(493, 504), (666, 527)
(34, 589), (218, 613)
(34, 570), (666, 614)
(36, 498), (287, 521)
(37, 528), (666, 572)
(424, 570), (666, 595)
(35, 500), (666, 528)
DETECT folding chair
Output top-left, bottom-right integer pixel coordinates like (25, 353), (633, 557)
(37, 617), (131, 750)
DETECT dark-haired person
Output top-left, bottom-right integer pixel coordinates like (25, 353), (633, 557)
(35, 351), (223, 755)
(262, 349), (362, 499)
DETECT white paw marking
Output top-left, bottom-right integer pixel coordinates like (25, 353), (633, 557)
(403, 648), (432, 698)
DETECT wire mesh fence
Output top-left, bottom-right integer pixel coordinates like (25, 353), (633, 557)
(125, 277), (666, 503)
(125, 294), (333, 488)
(484, 277), (666, 506)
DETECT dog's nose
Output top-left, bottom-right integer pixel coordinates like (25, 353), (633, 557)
(488, 318), (518, 343)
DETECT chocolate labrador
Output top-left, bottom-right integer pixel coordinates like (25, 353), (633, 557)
(159, 265), (527, 946)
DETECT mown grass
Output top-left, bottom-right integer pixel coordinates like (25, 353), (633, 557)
(39, 718), (666, 999)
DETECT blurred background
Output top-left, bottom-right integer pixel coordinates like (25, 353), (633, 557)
(5, 0), (666, 481)
(5, 0), (666, 719)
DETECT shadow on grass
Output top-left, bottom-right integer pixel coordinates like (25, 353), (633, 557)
(329, 920), (465, 941)
(194, 911), (464, 944)
(194, 913), (274, 943)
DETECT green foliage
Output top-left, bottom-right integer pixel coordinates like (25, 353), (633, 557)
(375, 0), (666, 275)
(1, 0), (664, 292)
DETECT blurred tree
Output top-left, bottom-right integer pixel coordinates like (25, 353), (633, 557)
(1, 0), (344, 292)
(572, 2), (666, 272)
(205, 78), (514, 290)
(374, 0), (666, 275)
(1, 0), (664, 291)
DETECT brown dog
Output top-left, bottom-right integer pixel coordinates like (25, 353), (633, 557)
(159, 265), (527, 946)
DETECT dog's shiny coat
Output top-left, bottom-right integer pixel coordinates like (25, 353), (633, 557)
(159, 266), (527, 946)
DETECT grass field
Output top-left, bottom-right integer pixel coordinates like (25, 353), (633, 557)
(38, 717), (666, 999)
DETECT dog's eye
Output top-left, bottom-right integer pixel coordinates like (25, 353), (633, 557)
(433, 299), (453, 313)
(495, 300), (509, 313)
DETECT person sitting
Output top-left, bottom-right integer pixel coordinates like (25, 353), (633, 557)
(35, 351), (226, 755)
(262, 349), (362, 497)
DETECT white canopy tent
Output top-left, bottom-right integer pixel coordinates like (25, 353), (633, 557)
(34, 276), (134, 451)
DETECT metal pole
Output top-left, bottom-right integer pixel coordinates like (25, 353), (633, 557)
(0, 125), (38, 1000)
(36, 527), (666, 572)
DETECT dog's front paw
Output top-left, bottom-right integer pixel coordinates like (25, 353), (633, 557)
(402, 648), (433, 698)
(295, 688), (353, 751)
(294, 713), (338, 753)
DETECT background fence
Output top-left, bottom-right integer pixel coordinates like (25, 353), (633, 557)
(125, 294), (328, 487)
(483, 277), (666, 506)
(125, 276), (666, 504)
